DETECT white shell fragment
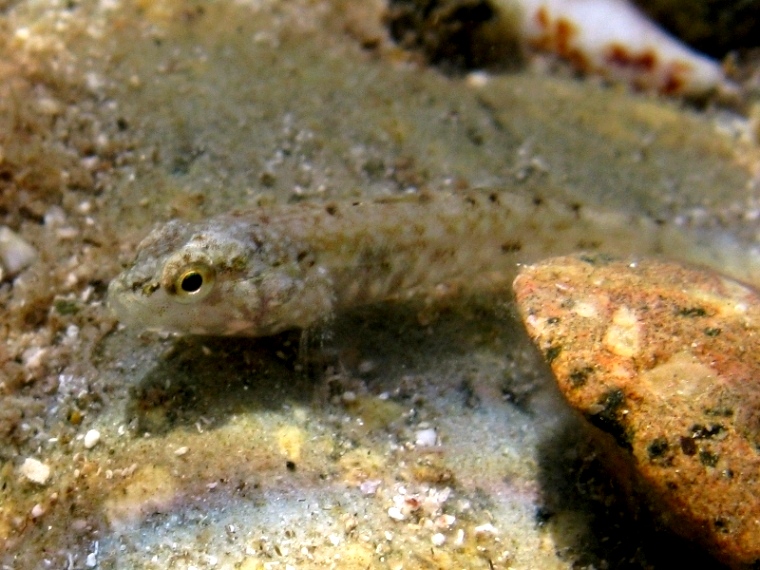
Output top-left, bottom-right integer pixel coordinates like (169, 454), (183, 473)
(414, 428), (438, 447)
(30, 503), (46, 518)
(20, 457), (51, 485)
(83, 429), (101, 449)
(0, 226), (37, 279)
(506, 0), (727, 95)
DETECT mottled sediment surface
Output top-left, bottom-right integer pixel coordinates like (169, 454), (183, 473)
(0, 1), (759, 568)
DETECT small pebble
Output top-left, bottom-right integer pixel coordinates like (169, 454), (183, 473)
(341, 391), (357, 403)
(473, 523), (498, 536)
(20, 458), (51, 485)
(359, 479), (381, 495)
(0, 226), (36, 278)
(466, 71), (490, 88)
(414, 428), (437, 447)
(431, 532), (446, 546)
(387, 506), (405, 521)
(454, 528), (465, 545)
(83, 429), (101, 449)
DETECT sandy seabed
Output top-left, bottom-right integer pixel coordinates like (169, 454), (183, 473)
(0, 1), (758, 568)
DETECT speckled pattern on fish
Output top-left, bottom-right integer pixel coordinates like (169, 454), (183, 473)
(109, 188), (760, 336)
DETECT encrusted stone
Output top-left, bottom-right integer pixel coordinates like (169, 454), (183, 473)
(514, 254), (760, 568)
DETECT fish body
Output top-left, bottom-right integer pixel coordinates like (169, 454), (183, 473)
(108, 189), (760, 336)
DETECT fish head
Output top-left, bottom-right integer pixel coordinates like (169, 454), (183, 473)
(108, 216), (329, 336)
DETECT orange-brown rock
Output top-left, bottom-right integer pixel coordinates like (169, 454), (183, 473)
(513, 254), (760, 568)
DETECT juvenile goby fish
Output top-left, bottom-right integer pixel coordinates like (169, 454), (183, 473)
(108, 189), (760, 336)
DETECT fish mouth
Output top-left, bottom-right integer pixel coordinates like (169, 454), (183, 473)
(107, 275), (167, 332)
(107, 277), (140, 327)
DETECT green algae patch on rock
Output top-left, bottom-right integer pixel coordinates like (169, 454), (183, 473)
(513, 254), (760, 568)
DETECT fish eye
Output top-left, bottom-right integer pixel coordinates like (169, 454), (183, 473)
(171, 262), (215, 303)
(180, 270), (203, 293)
